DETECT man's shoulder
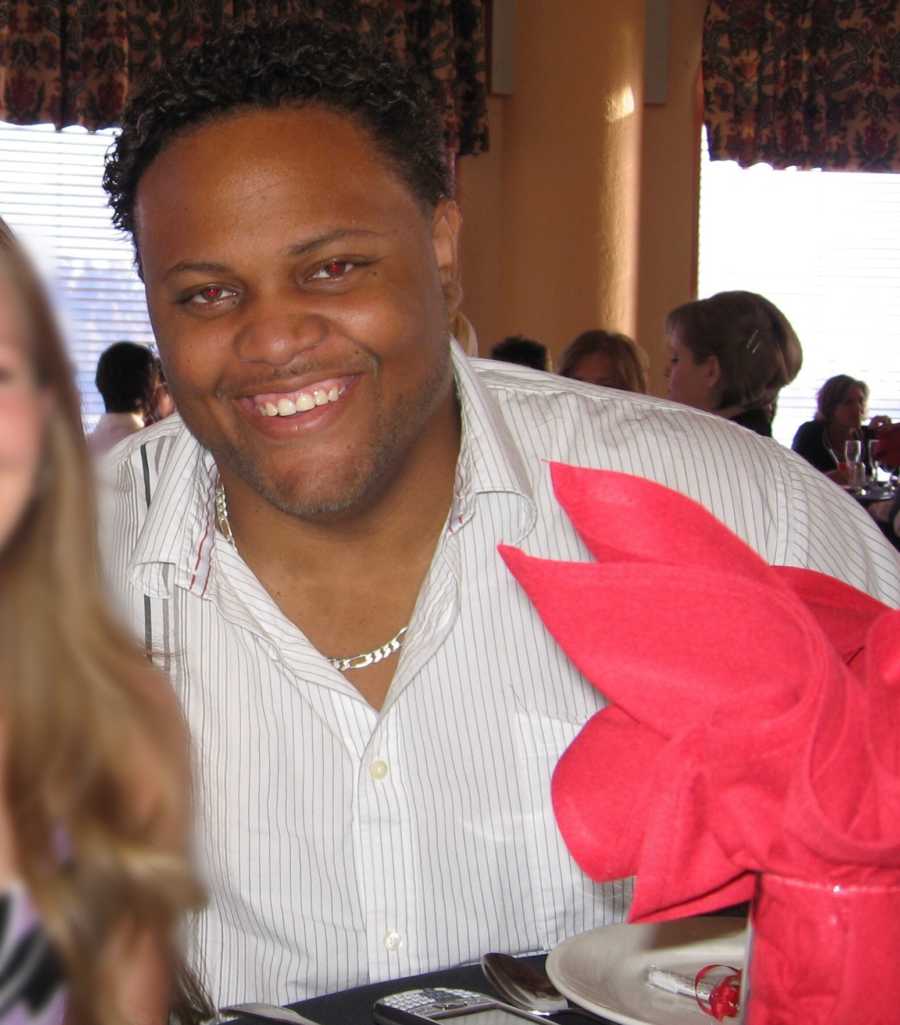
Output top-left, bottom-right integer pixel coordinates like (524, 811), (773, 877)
(96, 416), (208, 608)
(468, 355), (669, 414)
(101, 414), (190, 474)
(463, 357), (900, 604)
(465, 355), (774, 453)
(96, 415), (195, 527)
(463, 354), (793, 509)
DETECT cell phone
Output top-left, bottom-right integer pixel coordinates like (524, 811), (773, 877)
(372, 989), (547, 1025)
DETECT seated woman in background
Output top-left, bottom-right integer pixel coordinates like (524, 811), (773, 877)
(791, 375), (890, 482)
(664, 290), (802, 436)
(0, 218), (207, 1025)
(558, 329), (648, 393)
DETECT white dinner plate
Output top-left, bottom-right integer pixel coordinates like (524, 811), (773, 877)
(546, 917), (746, 1025)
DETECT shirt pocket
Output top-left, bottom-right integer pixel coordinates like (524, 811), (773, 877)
(502, 659), (616, 945)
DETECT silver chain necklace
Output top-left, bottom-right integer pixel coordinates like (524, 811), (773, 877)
(214, 483), (408, 672)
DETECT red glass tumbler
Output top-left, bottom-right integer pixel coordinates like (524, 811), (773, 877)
(742, 874), (900, 1025)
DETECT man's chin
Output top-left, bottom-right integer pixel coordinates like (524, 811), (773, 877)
(231, 457), (388, 525)
(269, 486), (374, 523)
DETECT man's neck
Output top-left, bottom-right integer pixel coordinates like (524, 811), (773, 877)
(214, 398), (461, 709)
(222, 400), (460, 571)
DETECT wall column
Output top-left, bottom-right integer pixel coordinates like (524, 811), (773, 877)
(459, 0), (646, 358)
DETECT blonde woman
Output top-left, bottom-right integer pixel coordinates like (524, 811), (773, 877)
(791, 375), (883, 481)
(559, 330), (648, 394)
(0, 217), (206, 1025)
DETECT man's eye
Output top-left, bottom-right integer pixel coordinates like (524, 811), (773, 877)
(186, 285), (238, 305)
(309, 259), (356, 281)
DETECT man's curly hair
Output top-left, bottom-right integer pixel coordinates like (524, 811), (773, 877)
(103, 18), (452, 242)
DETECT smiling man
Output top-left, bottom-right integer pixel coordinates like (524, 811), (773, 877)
(98, 18), (900, 1010)
(122, 93), (461, 709)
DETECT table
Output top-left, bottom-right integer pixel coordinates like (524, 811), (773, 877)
(235, 957), (614, 1025)
(847, 481), (898, 505)
(850, 483), (900, 551)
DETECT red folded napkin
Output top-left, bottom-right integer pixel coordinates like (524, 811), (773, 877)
(499, 463), (900, 924)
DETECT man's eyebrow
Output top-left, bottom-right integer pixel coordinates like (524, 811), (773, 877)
(163, 259), (232, 282)
(286, 228), (383, 257)
(162, 229), (384, 281)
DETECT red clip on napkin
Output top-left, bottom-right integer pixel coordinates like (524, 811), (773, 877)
(498, 463), (900, 924)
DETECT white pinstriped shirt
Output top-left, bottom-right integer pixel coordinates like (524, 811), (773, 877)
(99, 345), (900, 1006)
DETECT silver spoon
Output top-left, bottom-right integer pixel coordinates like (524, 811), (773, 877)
(481, 953), (605, 1021)
(220, 1003), (321, 1025)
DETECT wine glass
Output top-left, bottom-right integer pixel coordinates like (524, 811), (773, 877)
(844, 438), (864, 491)
(870, 436), (899, 493)
(868, 439), (881, 483)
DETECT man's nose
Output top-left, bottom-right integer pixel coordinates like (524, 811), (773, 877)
(234, 297), (329, 366)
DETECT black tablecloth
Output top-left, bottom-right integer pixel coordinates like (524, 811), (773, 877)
(272, 956), (612, 1025)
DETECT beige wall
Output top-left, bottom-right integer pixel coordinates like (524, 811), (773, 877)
(637, 0), (707, 394)
(458, 0), (645, 358)
(457, 0), (707, 394)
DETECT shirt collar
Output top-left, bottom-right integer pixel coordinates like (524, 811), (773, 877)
(127, 421), (219, 599)
(449, 342), (536, 538)
(128, 342), (537, 595)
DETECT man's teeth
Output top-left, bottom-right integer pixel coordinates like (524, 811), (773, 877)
(257, 386), (341, 417)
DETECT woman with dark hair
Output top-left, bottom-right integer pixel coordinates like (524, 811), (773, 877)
(791, 375), (892, 483)
(664, 290), (802, 436)
(558, 330), (648, 393)
(0, 217), (208, 1025)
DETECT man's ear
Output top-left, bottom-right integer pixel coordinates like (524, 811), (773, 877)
(431, 199), (463, 319)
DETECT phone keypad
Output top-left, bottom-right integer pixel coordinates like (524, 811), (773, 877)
(386, 990), (487, 1014)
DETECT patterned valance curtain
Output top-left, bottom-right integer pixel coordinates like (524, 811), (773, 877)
(703, 0), (900, 172)
(0, 0), (488, 157)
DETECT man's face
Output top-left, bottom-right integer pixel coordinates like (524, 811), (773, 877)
(134, 106), (461, 521)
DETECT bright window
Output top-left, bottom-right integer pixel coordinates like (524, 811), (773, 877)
(698, 133), (900, 448)
(0, 122), (153, 430)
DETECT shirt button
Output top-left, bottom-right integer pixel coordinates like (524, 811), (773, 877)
(370, 759), (389, 780)
(384, 929), (402, 951)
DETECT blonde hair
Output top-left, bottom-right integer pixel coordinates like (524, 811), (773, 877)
(0, 219), (206, 1025)
(815, 374), (868, 423)
(559, 330), (649, 394)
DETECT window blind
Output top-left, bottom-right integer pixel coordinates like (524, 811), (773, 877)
(0, 122), (153, 430)
(699, 132), (900, 449)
